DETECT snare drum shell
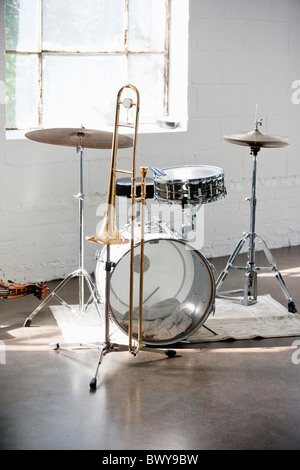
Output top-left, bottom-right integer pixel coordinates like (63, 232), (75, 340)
(153, 165), (226, 205)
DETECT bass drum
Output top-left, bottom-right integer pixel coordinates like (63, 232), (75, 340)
(95, 224), (215, 346)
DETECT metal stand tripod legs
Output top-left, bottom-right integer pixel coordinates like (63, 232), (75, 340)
(216, 147), (297, 313)
(88, 245), (177, 390)
(48, 245), (176, 390)
(49, 245), (127, 381)
(23, 144), (102, 327)
(216, 231), (297, 312)
(89, 245), (127, 389)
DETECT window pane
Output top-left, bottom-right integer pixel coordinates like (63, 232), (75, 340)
(6, 54), (39, 129)
(43, 0), (125, 52)
(42, 55), (127, 128)
(128, 54), (165, 121)
(128, 0), (167, 52)
(5, 0), (40, 52)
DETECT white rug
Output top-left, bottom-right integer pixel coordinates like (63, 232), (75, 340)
(189, 294), (300, 343)
(50, 303), (127, 344)
(50, 295), (300, 345)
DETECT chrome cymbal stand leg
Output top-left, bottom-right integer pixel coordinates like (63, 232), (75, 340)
(216, 147), (297, 313)
(215, 232), (250, 293)
(23, 143), (102, 327)
(256, 233), (297, 312)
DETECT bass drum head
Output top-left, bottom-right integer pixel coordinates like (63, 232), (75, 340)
(97, 237), (215, 346)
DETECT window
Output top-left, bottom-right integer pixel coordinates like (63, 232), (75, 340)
(5, 0), (169, 130)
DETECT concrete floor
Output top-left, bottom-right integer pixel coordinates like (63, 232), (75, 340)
(0, 245), (300, 450)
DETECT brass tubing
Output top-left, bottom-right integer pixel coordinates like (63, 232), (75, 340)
(87, 84), (146, 356)
(85, 86), (132, 245)
(129, 166), (148, 355)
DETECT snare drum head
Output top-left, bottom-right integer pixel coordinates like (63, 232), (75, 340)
(101, 237), (215, 346)
(161, 165), (223, 181)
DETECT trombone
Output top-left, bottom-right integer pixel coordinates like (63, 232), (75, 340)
(86, 84), (147, 356)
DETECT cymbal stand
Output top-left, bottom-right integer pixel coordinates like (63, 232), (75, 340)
(23, 142), (102, 327)
(216, 144), (297, 313)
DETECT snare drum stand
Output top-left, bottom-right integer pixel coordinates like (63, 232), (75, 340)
(216, 145), (297, 313)
(23, 143), (102, 327)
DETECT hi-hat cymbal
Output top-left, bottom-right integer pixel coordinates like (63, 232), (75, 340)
(223, 129), (289, 149)
(25, 127), (133, 149)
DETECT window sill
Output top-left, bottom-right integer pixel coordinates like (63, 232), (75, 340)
(6, 120), (187, 141)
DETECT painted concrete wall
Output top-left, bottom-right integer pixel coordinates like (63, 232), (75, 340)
(0, 0), (300, 283)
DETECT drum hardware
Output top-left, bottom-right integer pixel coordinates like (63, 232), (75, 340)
(151, 165), (226, 239)
(216, 108), (297, 313)
(180, 204), (199, 240)
(23, 127), (133, 327)
(152, 216), (179, 239)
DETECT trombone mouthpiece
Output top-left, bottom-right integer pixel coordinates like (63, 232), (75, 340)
(140, 166), (148, 178)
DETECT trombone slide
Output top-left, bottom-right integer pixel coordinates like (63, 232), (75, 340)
(87, 84), (147, 356)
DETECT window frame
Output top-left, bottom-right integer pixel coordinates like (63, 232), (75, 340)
(5, 0), (170, 130)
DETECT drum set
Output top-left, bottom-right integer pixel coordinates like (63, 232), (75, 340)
(22, 85), (297, 389)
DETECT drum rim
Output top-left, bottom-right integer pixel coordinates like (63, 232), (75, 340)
(153, 164), (225, 184)
(105, 236), (216, 346)
(154, 192), (225, 205)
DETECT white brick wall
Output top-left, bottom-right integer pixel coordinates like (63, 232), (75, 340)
(0, 0), (299, 283)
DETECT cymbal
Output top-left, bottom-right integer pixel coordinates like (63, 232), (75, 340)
(223, 129), (289, 149)
(25, 127), (133, 149)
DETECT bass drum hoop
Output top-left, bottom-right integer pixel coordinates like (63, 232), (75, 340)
(96, 235), (215, 346)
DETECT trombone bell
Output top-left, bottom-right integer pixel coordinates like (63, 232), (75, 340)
(86, 210), (129, 245)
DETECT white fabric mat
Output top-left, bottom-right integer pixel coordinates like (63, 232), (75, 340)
(189, 294), (300, 342)
(50, 303), (127, 344)
(50, 294), (300, 345)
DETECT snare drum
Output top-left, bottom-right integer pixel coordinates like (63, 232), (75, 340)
(95, 223), (215, 346)
(153, 165), (226, 205)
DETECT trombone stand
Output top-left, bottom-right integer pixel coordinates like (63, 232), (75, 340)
(49, 244), (177, 391)
(89, 244), (129, 389)
(90, 245), (177, 390)
(216, 146), (297, 313)
(23, 144), (102, 327)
